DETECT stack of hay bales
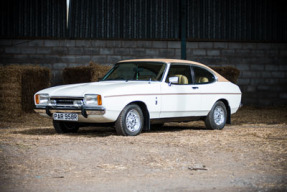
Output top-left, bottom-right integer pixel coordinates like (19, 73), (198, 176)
(211, 66), (240, 84)
(0, 65), (50, 120)
(63, 61), (112, 84)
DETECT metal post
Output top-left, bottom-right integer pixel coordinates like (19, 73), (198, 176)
(181, 0), (186, 60)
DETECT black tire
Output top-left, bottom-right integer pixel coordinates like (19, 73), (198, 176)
(115, 104), (144, 136)
(204, 101), (227, 130)
(53, 121), (80, 133)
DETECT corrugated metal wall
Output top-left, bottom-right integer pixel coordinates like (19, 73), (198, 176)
(0, 0), (286, 42)
(0, 0), (66, 38)
(68, 0), (180, 39)
(186, 0), (287, 42)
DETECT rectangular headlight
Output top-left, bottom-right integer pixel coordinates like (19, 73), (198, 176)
(35, 94), (49, 105)
(84, 94), (102, 106)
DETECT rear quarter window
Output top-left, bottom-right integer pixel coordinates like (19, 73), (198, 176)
(193, 66), (216, 84)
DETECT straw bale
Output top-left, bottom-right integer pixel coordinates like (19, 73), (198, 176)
(0, 65), (51, 121)
(0, 67), (22, 83)
(0, 66), (22, 119)
(63, 65), (93, 84)
(0, 83), (22, 90)
(0, 102), (22, 120)
(4, 97), (21, 103)
(0, 90), (21, 98)
(211, 66), (240, 84)
(89, 61), (112, 82)
(21, 66), (51, 112)
(63, 61), (112, 84)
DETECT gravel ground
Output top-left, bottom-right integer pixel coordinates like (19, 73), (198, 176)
(0, 107), (286, 192)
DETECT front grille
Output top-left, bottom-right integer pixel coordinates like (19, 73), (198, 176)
(55, 99), (74, 105)
(50, 97), (83, 108)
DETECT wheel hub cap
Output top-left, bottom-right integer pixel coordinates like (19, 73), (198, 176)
(126, 109), (141, 132)
(214, 106), (225, 125)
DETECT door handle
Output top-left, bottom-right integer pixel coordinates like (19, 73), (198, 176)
(192, 87), (199, 89)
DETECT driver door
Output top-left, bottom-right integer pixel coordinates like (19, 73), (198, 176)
(160, 64), (202, 118)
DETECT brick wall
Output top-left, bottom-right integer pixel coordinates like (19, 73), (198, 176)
(0, 39), (286, 106)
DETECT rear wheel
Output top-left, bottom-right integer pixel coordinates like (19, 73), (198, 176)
(204, 101), (227, 130)
(115, 104), (144, 136)
(53, 121), (79, 133)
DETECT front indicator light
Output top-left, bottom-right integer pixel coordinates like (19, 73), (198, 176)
(84, 94), (102, 106)
(35, 94), (49, 105)
(35, 94), (40, 104)
(97, 95), (102, 106)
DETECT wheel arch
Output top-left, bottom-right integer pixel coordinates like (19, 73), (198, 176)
(217, 99), (231, 124)
(127, 101), (150, 131)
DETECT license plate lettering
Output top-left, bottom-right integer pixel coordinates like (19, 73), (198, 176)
(53, 113), (78, 121)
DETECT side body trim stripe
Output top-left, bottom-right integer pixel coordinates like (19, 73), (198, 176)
(105, 93), (241, 98)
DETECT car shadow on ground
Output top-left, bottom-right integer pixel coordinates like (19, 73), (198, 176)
(13, 123), (208, 137)
(149, 125), (207, 133)
(12, 126), (116, 137)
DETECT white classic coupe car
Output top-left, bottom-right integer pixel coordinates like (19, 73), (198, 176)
(34, 59), (241, 136)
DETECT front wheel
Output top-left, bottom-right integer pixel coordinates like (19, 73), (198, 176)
(204, 101), (227, 130)
(53, 121), (80, 133)
(115, 104), (144, 136)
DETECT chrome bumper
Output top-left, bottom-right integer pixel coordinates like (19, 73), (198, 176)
(34, 106), (106, 118)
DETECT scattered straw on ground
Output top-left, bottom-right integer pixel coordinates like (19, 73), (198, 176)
(0, 107), (286, 192)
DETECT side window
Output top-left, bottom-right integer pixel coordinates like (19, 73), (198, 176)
(193, 66), (216, 84)
(165, 64), (192, 85)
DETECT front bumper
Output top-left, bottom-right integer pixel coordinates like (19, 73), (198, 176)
(34, 105), (106, 118)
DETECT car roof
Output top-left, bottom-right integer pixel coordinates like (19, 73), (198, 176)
(118, 58), (228, 82)
(119, 58), (201, 65)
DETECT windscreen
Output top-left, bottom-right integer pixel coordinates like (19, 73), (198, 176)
(102, 62), (166, 81)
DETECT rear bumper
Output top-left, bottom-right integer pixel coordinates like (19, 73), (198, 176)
(34, 106), (106, 118)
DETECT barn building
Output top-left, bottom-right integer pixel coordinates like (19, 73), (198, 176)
(0, 0), (286, 106)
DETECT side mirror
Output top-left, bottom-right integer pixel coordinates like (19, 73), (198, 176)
(168, 76), (179, 86)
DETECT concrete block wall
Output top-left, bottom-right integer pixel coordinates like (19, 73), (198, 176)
(0, 39), (286, 106)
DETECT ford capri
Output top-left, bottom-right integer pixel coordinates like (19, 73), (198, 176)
(34, 59), (242, 136)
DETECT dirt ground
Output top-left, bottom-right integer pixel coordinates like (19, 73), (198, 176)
(0, 106), (286, 192)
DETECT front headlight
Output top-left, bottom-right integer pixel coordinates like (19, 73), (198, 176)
(84, 94), (102, 106)
(35, 94), (49, 105)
